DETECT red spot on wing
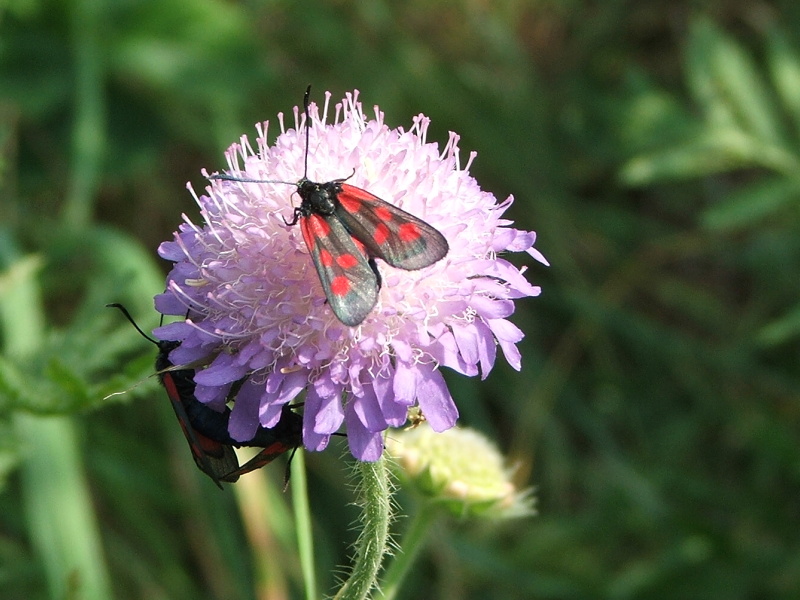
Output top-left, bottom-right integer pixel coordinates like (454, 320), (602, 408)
(307, 214), (331, 237)
(374, 206), (393, 221)
(398, 223), (422, 242)
(338, 193), (363, 213)
(330, 275), (351, 297)
(301, 214), (332, 255)
(319, 249), (334, 267)
(300, 218), (315, 252)
(337, 253), (359, 268)
(374, 223), (390, 245)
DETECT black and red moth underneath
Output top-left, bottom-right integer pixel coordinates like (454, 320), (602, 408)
(213, 87), (449, 327)
(108, 304), (302, 488)
(155, 339), (302, 488)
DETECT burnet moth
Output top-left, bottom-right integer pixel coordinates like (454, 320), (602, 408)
(108, 303), (237, 487)
(107, 304), (303, 486)
(186, 400), (303, 484)
(211, 86), (449, 326)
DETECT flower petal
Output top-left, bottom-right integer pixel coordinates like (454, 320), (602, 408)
(228, 379), (262, 441)
(415, 365), (458, 432)
(345, 401), (385, 461)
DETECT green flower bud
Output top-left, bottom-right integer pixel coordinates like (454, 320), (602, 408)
(387, 422), (535, 519)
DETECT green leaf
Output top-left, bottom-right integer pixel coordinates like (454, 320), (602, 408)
(702, 175), (800, 231)
(0, 419), (20, 492)
(0, 356), (26, 412)
(765, 28), (800, 141)
(686, 19), (741, 131)
(621, 125), (800, 185)
(44, 357), (93, 411)
(758, 302), (800, 345)
(687, 18), (787, 145)
(620, 129), (745, 184)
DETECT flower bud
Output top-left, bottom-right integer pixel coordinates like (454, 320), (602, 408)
(387, 423), (534, 519)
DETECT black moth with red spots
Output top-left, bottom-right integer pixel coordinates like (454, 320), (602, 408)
(213, 87), (449, 326)
(289, 176), (449, 325)
(185, 399), (303, 484)
(108, 304), (303, 487)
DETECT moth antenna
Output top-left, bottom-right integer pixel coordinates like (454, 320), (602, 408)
(107, 303), (158, 346)
(208, 174), (294, 185)
(303, 84), (312, 179)
(207, 87), (313, 186)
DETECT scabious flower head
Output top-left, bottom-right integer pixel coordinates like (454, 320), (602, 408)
(154, 91), (547, 461)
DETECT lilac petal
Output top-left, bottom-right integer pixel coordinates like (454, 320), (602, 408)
(527, 244), (550, 266)
(451, 323), (480, 369)
(487, 318), (524, 371)
(466, 276), (509, 299)
(487, 259), (540, 297)
(235, 342), (260, 365)
(309, 382), (345, 433)
(169, 261), (201, 281)
(415, 366), (458, 432)
(303, 426), (331, 452)
(265, 371), (283, 394)
(352, 386), (388, 432)
(258, 400), (284, 428)
(249, 349), (275, 370)
(498, 339), (522, 371)
(228, 380), (262, 441)
(193, 353), (248, 386)
(299, 393), (331, 451)
(372, 370), (407, 427)
(426, 331), (478, 378)
(391, 338), (413, 362)
(474, 319), (497, 379)
(393, 361), (417, 405)
(157, 240), (185, 261)
(152, 321), (193, 341)
(167, 343), (209, 365)
(345, 402), (385, 461)
(349, 363), (364, 397)
(274, 370), (308, 404)
(470, 295), (515, 319)
(153, 292), (186, 316)
(194, 384), (228, 410)
(326, 361), (348, 387)
(502, 228), (536, 252)
(490, 228), (519, 252)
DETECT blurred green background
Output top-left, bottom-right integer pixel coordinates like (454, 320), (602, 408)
(2, 1), (800, 599)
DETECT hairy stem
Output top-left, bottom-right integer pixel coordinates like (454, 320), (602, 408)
(334, 456), (393, 600)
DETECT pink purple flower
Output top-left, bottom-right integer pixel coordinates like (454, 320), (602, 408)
(154, 91), (547, 461)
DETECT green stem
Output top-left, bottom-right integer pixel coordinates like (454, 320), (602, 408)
(15, 415), (115, 600)
(63, 0), (106, 229)
(333, 456), (393, 600)
(1, 238), (113, 600)
(378, 504), (438, 600)
(291, 450), (318, 600)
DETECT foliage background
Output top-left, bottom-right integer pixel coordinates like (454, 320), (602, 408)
(2, 1), (800, 598)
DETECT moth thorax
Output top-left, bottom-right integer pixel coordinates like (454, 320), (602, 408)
(299, 179), (339, 215)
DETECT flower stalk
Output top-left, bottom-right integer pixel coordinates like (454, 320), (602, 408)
(291, 451), (319, 600)
(334, 456), (393, 600)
